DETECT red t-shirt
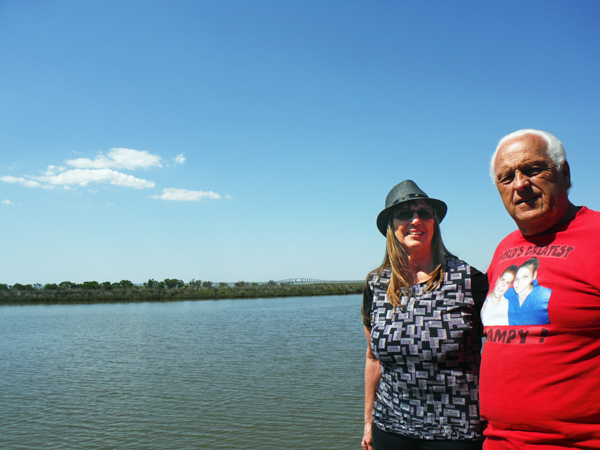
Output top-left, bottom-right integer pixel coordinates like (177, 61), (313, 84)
(481, 207), (600, 449)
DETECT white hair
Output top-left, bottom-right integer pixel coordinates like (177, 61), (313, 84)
(489, 129), (566, 183)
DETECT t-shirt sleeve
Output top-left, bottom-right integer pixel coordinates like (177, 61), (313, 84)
(362, 281), (374, 328)
(471, 267), (489, 310)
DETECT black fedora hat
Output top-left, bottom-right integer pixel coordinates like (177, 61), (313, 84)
(376, 180), (447, 236)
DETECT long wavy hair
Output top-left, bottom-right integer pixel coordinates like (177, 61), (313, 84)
(369, 200), (454, 310)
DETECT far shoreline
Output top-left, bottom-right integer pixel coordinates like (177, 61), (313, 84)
(0, 282), (363, 306)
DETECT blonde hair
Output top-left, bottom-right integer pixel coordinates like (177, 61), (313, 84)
(371, 201), (453, 310)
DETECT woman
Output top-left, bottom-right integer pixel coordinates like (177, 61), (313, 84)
(512, 259), (538, 305)
(362, 180), (488, 450)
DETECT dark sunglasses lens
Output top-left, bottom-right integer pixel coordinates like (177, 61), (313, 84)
(417, 209), (434, 220)
(394, 210), (413, 220)
(394, 208), (434, 221)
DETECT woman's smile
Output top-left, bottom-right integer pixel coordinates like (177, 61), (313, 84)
(393, 200), (434, 253)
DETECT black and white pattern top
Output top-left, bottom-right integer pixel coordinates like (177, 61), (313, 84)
(363, 257), (488, 441)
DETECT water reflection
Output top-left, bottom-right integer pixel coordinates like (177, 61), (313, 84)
(0, 295), (364, 449)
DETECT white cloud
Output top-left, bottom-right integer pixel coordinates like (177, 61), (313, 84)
(66, 148), (162, 170)
(43, 165), (66, 176)
(149, 188), (221, 201)
(0, 176), (42, 188)
(2, 150), (157, 190)
(0, 148), (220, 198)
(2, 199), (13, 205)
(35, 169), (155, 189)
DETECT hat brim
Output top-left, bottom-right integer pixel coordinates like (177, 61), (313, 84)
(376, 198), (447, 236)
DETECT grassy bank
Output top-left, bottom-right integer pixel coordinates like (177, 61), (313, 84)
(0, 282), (363, 305)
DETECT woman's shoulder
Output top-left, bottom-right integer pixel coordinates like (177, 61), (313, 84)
(366, 267), (391, 281)
(442, 257), (489, 306)
(363, 268), (391, 326)
(443, 256), (484, 275)
(442, 256), (471, 271)
(365, 267), (391, 291)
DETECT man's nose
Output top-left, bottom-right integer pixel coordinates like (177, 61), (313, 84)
(513, 171), (530, 190)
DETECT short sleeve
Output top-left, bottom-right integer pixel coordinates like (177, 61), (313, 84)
(470, 267), (489, 309)
(362, 281), (374, 328)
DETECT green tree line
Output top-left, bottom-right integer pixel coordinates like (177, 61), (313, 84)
(0, 278), (362, 304)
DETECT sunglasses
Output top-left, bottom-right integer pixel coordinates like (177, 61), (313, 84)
(392, 207), (435, 221)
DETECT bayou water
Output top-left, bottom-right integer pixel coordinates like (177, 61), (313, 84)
(0, 294), (365, 449)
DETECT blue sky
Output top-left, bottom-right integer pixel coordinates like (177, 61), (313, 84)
(1, 0), (599, 285)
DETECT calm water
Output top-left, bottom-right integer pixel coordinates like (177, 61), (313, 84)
(0, 295), (366, 450)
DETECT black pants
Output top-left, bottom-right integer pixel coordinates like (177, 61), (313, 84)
(372, 426), (484, 450)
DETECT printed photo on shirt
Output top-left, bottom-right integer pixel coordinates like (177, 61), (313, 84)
(482, 257), (552, 326)
(481, 264), (516, 326)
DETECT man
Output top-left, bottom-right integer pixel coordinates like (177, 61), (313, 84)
(481, 129), (600, 449)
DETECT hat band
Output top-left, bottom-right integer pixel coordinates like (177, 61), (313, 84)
(392, 193), (427, 205)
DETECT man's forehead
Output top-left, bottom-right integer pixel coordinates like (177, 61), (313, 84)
(495, 134), (550, 168)
(501, 133), (546, 152)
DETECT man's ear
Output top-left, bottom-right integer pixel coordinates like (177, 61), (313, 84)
(561, 160), (572, 190)
(533, 270), (538, 280)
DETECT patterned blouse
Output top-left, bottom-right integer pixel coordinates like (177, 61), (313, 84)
(363, 257), (488, 440)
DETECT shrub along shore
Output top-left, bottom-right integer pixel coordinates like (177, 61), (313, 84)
(0, 280), (363, 305)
